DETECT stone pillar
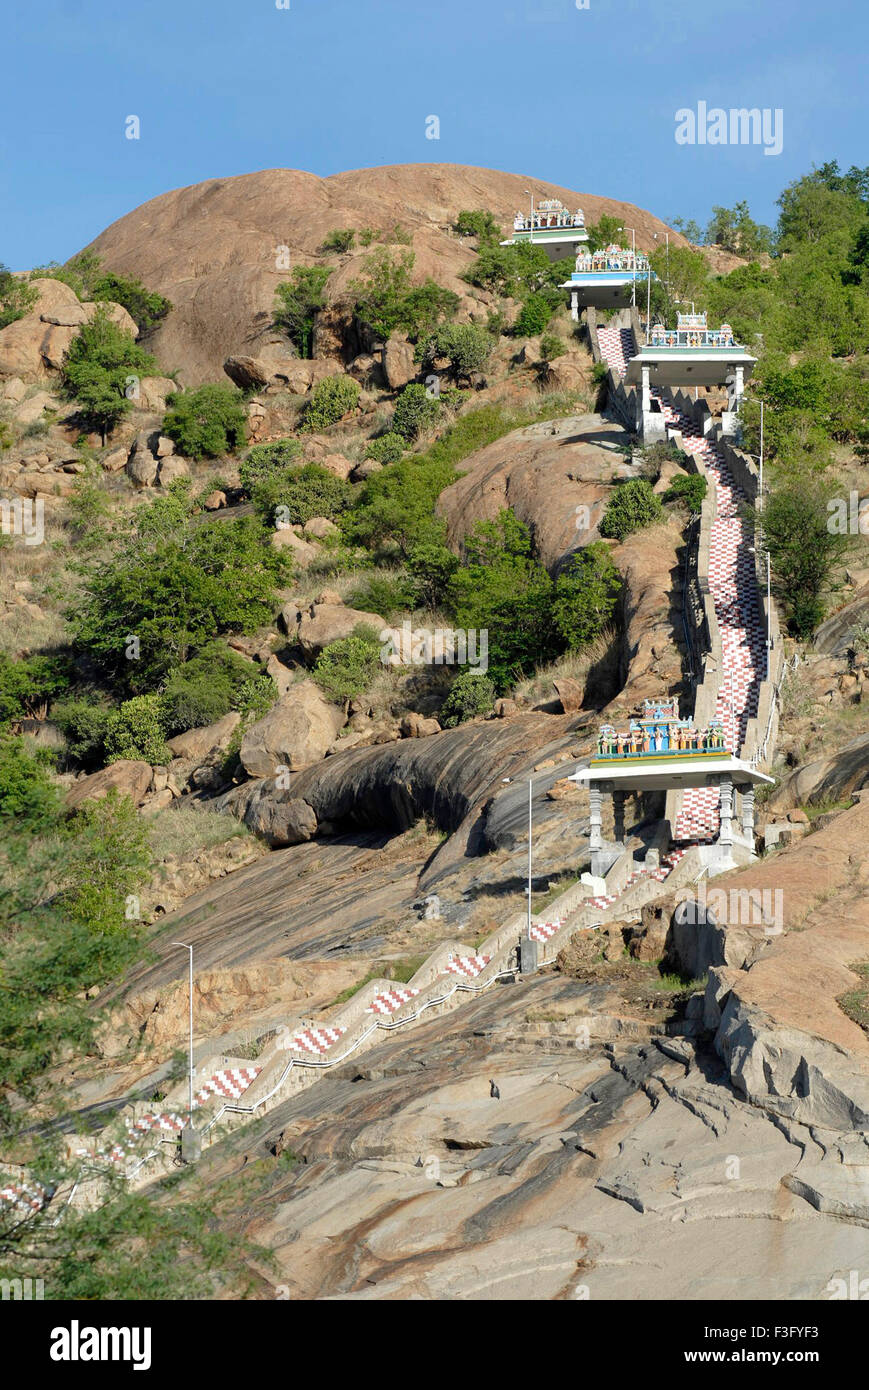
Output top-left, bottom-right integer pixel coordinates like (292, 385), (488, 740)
(733, 364), (744, 410)
(641, 363), (651, 415)
(718, 775), (734, 850)
(741, 784), (755, 842)
(612, 789), (626, 845)
(570, 289), (579, 322)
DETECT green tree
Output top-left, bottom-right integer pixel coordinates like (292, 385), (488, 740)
(0, 734), (60, 829)
(705, 202), (773, 257)
(364, 431), (406, 464)
(274, 265), (331, 358)
(452, 210), (501, 241)
(763, 475), (852, 636)
(351, 248), (458, 341)
(551, 543), (622, 650)
(162, 383), (247, 459)
(62, 307), (157, 441)
(514, 293), (554, 338)
(321, 229), (356, 254)
(448, 510), (557, 690)
(663, 473), (708, 513)
(421, 323), (493, 381)
(72, 517), (287, 693)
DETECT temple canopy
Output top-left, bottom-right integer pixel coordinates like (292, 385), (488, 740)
(625, 310), (756, 391)
(501, 199), (589, 262)
(570, 755), (774, 793)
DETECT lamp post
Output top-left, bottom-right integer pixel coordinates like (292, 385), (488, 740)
(526, 777), (533, 936)
(524, 188), (534, 243)
(758, 399), (764, 512)
(621, 225), (637, 306)
(171, 941), (200, 1161)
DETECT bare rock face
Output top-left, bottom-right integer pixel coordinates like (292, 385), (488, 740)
(239, 679), (345, 776)
(66, 760), (153, 812)
(303, 516), (338, 539)
(382, 335), (417, 389)
(271, 526), (321, 566)
(233, 786), (318, 846)
(297, 601), (385, 659)
(767, 733), (869, 812)
(400, 713), (441, 738)
(126, 447), (159, 488)
(165, 711), (241, 762)
(156, 455), (189, 486)
(813, 584), (869, 656)
(553, 676), (584, 714)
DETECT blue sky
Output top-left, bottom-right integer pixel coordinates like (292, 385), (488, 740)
(2, 0), (866, 269)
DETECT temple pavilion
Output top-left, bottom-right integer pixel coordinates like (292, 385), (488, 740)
(625, 310), (757, 412)
(501, 198), (589, 263)
(561, 243), (656, 315)
(570, 699), (774, 876)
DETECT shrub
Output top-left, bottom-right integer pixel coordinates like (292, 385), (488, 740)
(0, 263), (38, 329)
(72, 517), (287, 693)
(238, 437), (303, 494)
(663, 473), (708, 513)
(421, 323), (493, 380)
(303, 374), (360, 431)
(231, 672), (277, 722)
(60, 792), (153, 935)
(0, 733), (60, 829)
(91, 272), (172, 335)
(62, 307), (157, 441)
(365, 432), (406, 465)
(351, 249), (458, 342)
(274, 266), (331, 358)
(406, 538), (459, 608)
(161, 641), (262, 734)
(551, 543), (622, 650)
(439, 670), (496, 726)
(104, 694), (170, 764)
(452, 211), (500, 242)
(514, 293), (554, 338)
(539, 332), (566, 362)
(313, 626), (382, 701)
(162, 383), (247, 459)
(345, 573), (415, 618)
(599, 479), (663, 541)
(52, 696), (115, 769)
(321, 229), (355, 254)
(251, 462), (353, 527)
(392, 383), (441, 440)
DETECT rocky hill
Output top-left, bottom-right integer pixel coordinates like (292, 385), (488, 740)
(85, 164), (689, 384)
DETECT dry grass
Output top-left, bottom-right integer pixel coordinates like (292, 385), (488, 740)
(513, 627), (616, 707)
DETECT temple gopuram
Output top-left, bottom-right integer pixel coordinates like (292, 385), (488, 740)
(594, 698), (726, 760)
(501, 198), (589, 263)
(570, 697), (773, 876)
(561, 243), (655, 315)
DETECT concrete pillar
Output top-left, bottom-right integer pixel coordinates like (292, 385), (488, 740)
(718, 775), (734, 849)
(733, 364), (744, 410)
(612, 789), (626, 845)
(570, 289), (579, 322)
(588, 782), (603, 854)
(741, 784), (755, 842)
(641, 363), (651, 415)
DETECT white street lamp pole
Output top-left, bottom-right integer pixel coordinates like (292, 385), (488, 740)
(766, 551), (772, 661)
(527, 778), (533, 936)
(624, 226), (637, 307)
(171, 942), (195, 1120)
(525, 188), (534, 244)
(758, 399), (764, 512)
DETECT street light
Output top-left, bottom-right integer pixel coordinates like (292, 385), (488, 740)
(620, 225), (637, 307)
(526, 777), (534, 936)
(171, 941), (200, 1162)
(524, 188), (534, 243)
